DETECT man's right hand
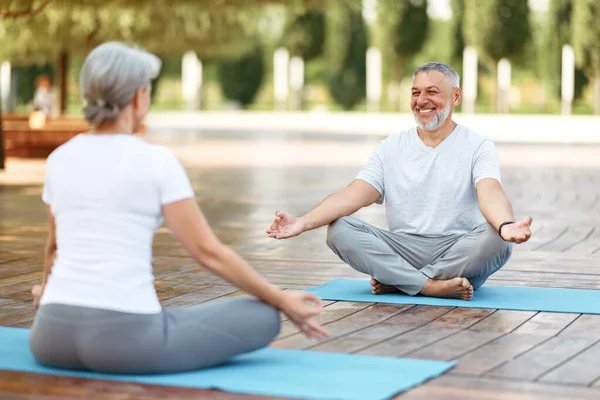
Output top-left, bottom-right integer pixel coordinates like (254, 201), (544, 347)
(266, 211), (306, 239)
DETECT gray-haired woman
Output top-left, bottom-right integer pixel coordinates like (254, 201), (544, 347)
(29, 42), (328, 374)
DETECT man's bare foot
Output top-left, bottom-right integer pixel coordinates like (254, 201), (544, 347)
(370, 278), (401, 295)
(420, 277), (473, 300)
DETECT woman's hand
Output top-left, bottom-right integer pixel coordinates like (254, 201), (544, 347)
(32, 284), (44, 309)
(277, 292), (330, 340)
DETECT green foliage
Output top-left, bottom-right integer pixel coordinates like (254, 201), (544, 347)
(0, 2), (278, 65)
(217, 44), (265, 108)
(572, 0), (600, 77)
(325, 0), (367, 110)
(13, 63), (54, 105)
(544, 0), (587, 101)
(374, 0), (429, 83)
(450, 0), (465, 67)
(279, 9), (325, 61)
(463, 0), (532, 66)
(392, 0), (429, 60)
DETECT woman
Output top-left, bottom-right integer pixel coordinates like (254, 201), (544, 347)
(29, 42), (328, 374)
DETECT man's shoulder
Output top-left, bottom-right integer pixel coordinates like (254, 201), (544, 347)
(381, 127), (415, 145)
(456, 124), (494, 144)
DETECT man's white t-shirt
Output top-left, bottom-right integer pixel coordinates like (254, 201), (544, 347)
(356, 124), (502, 237)
(40, 134), (195, 314)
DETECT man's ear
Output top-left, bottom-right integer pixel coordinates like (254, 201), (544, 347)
(453, 87), (462, 106)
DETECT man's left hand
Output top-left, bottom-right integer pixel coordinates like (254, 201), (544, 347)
(501, 216), (533, 244)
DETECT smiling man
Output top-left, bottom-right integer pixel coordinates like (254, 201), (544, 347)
(266, 62), (533, 300)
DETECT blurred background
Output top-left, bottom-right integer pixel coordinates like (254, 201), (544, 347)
(0, 0), (598, 115)
(0, 0), (599, 171)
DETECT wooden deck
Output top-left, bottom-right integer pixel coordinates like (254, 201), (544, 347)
(1, 130), (600, 399)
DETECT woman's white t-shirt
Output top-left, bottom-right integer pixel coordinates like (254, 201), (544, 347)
(40, 134), (195, 314)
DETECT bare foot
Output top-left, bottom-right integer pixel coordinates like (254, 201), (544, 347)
(370, 278), (401, 295)
(419, 277), (473, 300)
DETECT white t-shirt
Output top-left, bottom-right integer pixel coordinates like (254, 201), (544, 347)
(356, 124), (501, 237)
(40, 134), (195, 314)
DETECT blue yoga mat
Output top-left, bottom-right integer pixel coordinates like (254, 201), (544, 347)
(307, 278), (600, 314)
(0, 327), (453, 400)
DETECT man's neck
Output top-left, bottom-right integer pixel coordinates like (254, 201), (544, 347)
(416, 119), (457, 148)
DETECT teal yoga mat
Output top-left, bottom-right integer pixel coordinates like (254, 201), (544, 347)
(307, 278), (600, 314)
(0, 326), (454, 400)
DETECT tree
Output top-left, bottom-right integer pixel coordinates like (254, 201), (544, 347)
(375, 0), (429, 111)
(543, 0), (587, 104)
(450, 0), (465, 70)
(279, 8), (325, 62)
(325, 0), (367, 110)
(217, 44), (265, 108)
(572, 0), (600, 114)
(463, 0), (532, 112)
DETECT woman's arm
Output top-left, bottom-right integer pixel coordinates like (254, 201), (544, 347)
(163, 198), (329, 339)
(33, 205), (56, 308)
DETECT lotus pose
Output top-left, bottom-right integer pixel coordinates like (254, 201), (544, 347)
(30, 42), (328, 375)
(267, 62), (532, 301)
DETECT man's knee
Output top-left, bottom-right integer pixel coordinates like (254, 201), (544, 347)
(466, 223), (512, 285)
(325, 216), (354, 250)
(477, 223), (512, 261)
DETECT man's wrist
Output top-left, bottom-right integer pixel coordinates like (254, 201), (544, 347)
(298, 216), (312, 231)
(498, 221), (514, 239)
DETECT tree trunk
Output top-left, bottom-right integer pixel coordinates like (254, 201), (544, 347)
(0, 78), (4, 170)
(57, 51), (69, 115)
(594, 76), (600, 115)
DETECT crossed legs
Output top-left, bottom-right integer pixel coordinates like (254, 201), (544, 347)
(326, 216), (512, 300)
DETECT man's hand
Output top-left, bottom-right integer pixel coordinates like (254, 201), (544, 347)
(501, 216), (533, 244)
(266, 211), (306, 240)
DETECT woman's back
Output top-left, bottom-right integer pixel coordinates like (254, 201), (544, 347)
(41, 133), (193, 314)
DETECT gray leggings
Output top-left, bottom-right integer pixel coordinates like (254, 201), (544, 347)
(326, 216), (512, 295)
(29, 296), (281, 374)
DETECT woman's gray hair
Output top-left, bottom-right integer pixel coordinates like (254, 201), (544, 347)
(79, 42), (161, 126)
(413, 62), (460, 88)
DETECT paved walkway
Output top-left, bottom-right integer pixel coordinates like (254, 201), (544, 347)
(1, 128), (600, 399)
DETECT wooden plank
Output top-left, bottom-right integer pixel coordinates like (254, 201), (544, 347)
(540, 341), (600, 385)
(356, 307), (494, 357)
(486, 336), (597, 381)
(160, 285), (240, 308)
(399, 375), (600, 400)
(271, 303), (414, 350)
(0, 371), (281, 399)
(278, 301), (372, 339)
(538, 225), (595, 253)
(309, 305), (454, 353)
(453, 312), (578, 375)
(559, 314), (600, 338)
(407, 310), (536, 361)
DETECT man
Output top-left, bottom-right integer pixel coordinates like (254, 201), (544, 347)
(266, 62), (532, 300)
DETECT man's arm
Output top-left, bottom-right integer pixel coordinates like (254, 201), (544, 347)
(476, 178), (532, 243)
(266, 179), (381, 239)
(476, 178), (515, 231)
(301, 179), (382, 230)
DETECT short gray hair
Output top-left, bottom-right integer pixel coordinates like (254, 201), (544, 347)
(79, 42), (161, 126)
(413, 62), (460, 88)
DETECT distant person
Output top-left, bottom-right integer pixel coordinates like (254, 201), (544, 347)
(266, 62), (533, 300)
(29, 41), (328, 375)
(32, 75), (56, 117)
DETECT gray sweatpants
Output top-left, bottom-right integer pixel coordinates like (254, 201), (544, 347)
(29, 296), (281, 374)
(326, 216), (512, 295)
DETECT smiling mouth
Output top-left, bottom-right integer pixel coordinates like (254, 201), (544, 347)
(417, 108), (435, 114)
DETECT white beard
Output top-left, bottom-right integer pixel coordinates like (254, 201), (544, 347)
(413, 102), (452, 131)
